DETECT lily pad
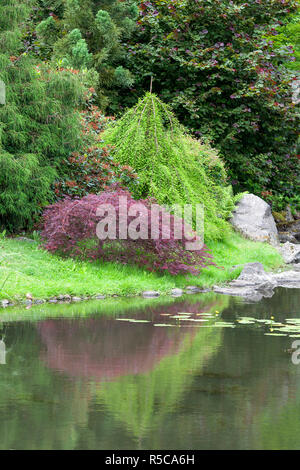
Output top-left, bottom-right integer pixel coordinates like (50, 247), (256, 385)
(189, 319), (210, 322)
(196, 313), (214, 316)
(275, 326), (300, 332)
(238, 317), (257, 322)
(128, 319), (150, 323)
(264, 333), (287, 337)
(173, 318), (195, 321)
(180, 325), (211, 328)
(170, 315), (191, 319)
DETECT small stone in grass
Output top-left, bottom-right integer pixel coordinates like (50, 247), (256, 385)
(142, 291), (160, 298)
(171, 288), (183, 297)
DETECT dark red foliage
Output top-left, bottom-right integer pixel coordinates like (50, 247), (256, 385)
(53, 87), (138, 199)
(80, 87), (114, 142)
(41, 188), (215, 276)
(80, 104), (114, 141)
(54, 146), (139, 199)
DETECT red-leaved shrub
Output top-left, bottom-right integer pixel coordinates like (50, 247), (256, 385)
(80, 87), (114, 142)
(54, 146), (139, 199)
(80, 104), (114, 141)
(41, 188), (215, 276)
(53, 87), (138, 199)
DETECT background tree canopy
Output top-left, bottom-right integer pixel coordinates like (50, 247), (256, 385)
(120, 0), (299, 206)
(25, 0), (299, 209)
(0, 0), (299, 233)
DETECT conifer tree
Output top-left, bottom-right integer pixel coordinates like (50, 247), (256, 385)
(0, 0), (84, 231)
(32, 0), (138, 111)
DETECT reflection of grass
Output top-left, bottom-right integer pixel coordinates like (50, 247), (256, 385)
(0, 324), (90, 450)
(0, 233), (282, 301)
(0, 291), (229, 323)
(95, 325), (223, 444)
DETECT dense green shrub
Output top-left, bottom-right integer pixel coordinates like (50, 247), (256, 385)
(104, 92), (236, 241)
(120, 0), (299, 207)
(0, 152), (55, 231)
(24, 0), (139, 111)
(0, 0), (84, 231)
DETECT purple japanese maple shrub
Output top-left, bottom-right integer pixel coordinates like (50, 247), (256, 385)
(40, 188), (215, 276)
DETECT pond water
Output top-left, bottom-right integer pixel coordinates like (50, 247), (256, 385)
(0, 288), (300, 450)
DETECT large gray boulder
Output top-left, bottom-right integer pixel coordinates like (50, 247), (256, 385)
(230, 262), (275, 287)
(231, 194), (279, 246)
(213, 262), (300, 300)
(279, 242), (300, 264)
(214, 263), (275, 300)
(273, 270), (300, 288)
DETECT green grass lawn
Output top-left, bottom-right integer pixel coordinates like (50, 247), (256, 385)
(0, 232), (283, 302)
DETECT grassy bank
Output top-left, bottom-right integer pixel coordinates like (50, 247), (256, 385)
(0, 233), (282, 302)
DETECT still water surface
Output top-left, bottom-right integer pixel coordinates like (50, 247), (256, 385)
(0, 288), (300, 450)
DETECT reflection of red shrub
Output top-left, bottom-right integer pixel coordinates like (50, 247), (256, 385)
(38, 317), (189, 380)
(41, 188), (215, 275)
(38, 296), (219, 381)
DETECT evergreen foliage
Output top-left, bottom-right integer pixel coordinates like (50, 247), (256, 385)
(29, 0), (139, 111)
(0, 152), (55, 231)
(104, 93), (235, 241)
(20, 1), (299, 210)
(0, 0), (84, 231)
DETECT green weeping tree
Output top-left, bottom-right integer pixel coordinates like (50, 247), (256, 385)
(0, 0), (84, 231)
(104, 92), (237, 241)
